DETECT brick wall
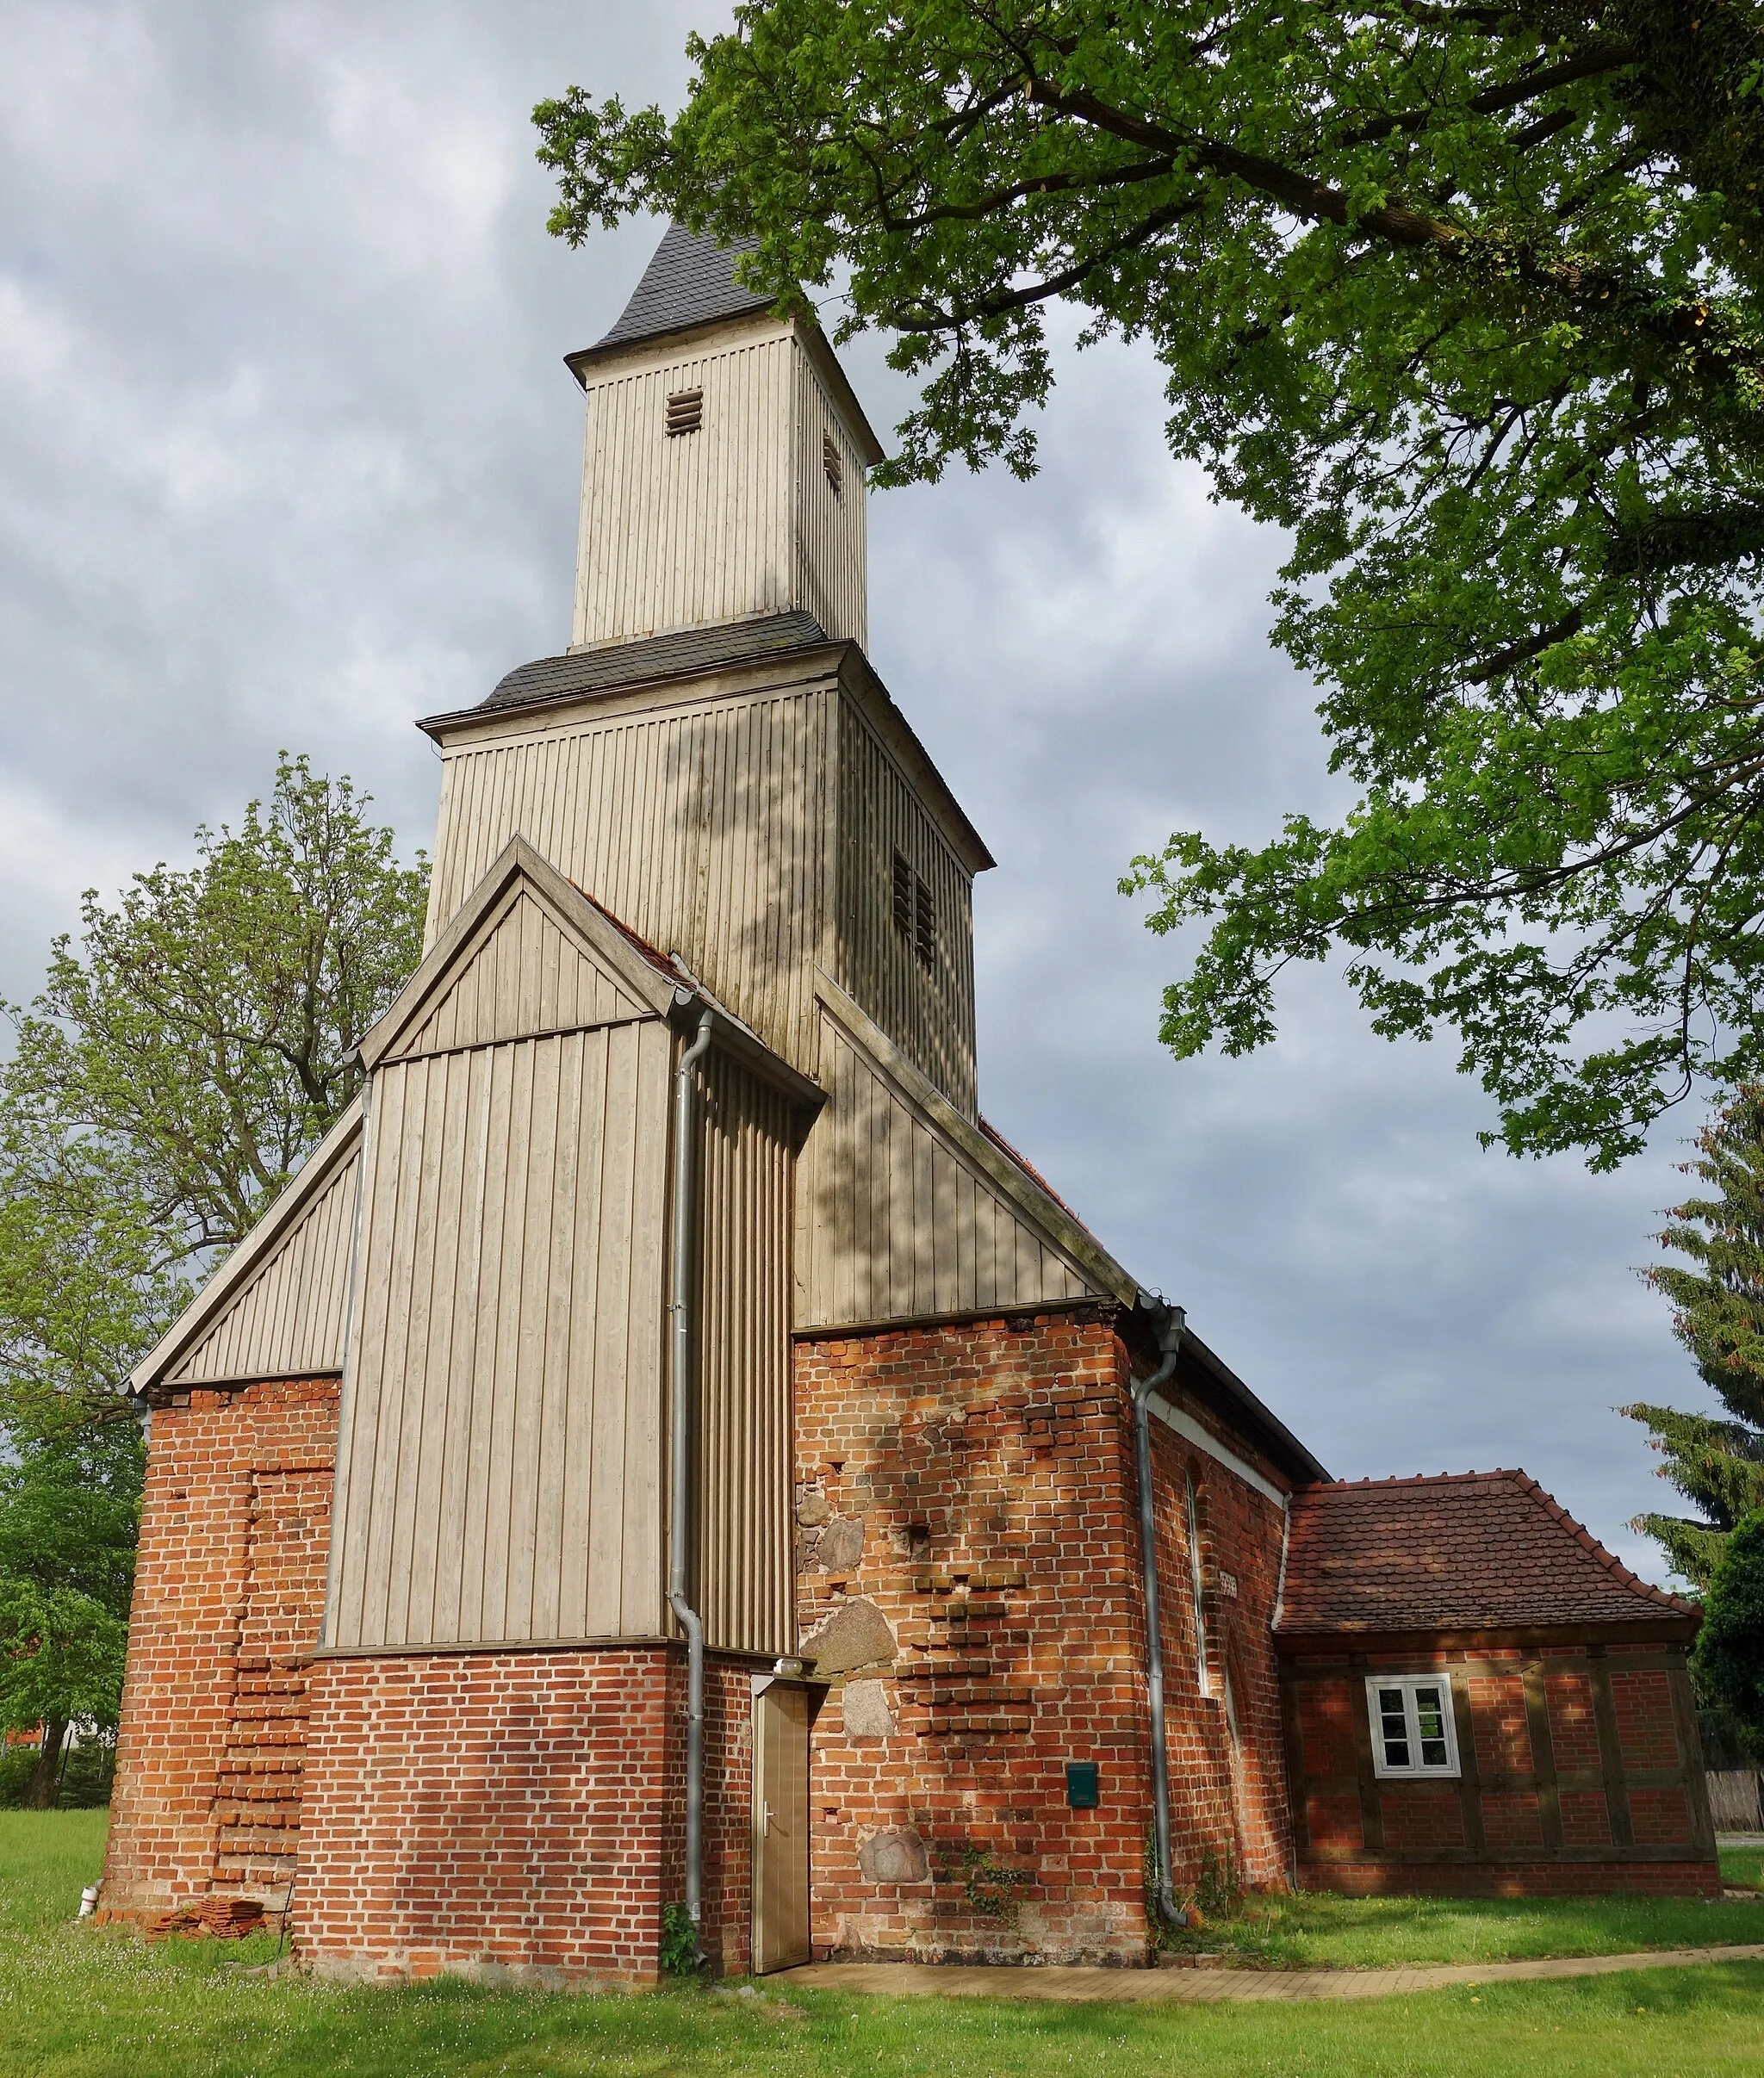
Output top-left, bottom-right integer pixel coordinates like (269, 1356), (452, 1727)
(296, 1646), (755, 1987)
(101, 1379), (338, 1921)
(1282, 1643), (1719, 1897)
(792, 1310), (1292, 1965)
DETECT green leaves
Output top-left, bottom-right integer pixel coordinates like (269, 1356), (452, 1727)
(2, 753), (426, 1262)
(1693, 1507), (1764, 1760)
(1624, 1086), (1764, 1589)
(538, 0), (1764, 1163)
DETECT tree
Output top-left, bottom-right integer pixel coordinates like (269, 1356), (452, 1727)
(0, 1126), (181, 1802)
(2, 754), (427, 1260)
(1693, 1507), (1764, 1761)
(536, 2), (1764, 1166)
(1624, 1086), (1764, 1591)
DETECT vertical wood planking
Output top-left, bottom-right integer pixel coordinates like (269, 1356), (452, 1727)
(835, 698), (978, 1117)
(695, 1048), (795, 1659)
(426, 690), (835, 1079)
(795, 1014), (1095, 1331)
(793, 348), (866, 648)
(323, 1022), (671, 1651)
(171, 1149), (360, 1385)
(573, 332), (796, 650)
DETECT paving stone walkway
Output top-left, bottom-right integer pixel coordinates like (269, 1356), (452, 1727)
(779, 1942), (1764, 2004)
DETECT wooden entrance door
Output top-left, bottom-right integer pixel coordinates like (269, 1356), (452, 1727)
(751, 1682), (810, 1972)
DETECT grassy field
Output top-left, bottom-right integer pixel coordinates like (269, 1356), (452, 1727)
(1161, 1851), (1764, 1968)
(6, 1815), (1764, 2078)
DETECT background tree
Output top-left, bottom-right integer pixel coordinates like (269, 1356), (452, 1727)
(0, 1125), (183, 1802)
(2, 754), (428, 1260)
(537, 0), (1764, 1166)
(0, 759), (425, 1798)
(1624, 1085), (1764, 1591)
(1693, 1507), (1764, 1761)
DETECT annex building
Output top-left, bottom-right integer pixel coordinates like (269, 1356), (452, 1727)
(99, 228), (1718, 1984)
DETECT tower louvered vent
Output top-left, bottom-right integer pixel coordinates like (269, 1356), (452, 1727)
(891, 852), (936, 974)
(666, 388), (704, 437)
(823, 431), (843, 499)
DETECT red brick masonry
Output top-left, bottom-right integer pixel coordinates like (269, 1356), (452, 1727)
(792, 1307), (1294, 1964)
(101, 1378), (338, 1922)
(1276, 1474), (1717, 1897)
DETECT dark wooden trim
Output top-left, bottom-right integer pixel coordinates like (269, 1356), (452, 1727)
(1298, 1842), (1719, 1866)
(1667, 1662), (1718, 1856)
(1277, 1626), (1695, 1658)
(1349, 1659), (1386, 1853)
(1587, 1656), (1637, 1851)
(1519, 1659), (1565, 1852)
(1280, 1674), (1314, 1860)
(1449, 1671), (1487, 1855)
(792, 1297), (1119, 1343)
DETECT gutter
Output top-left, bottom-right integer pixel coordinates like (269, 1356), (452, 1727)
(668, 1005), (716, 1960)
(1131, 1302), (1187, 1926)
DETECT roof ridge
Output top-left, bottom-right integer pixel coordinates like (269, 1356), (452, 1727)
(1299, 1469), (1512, 1494)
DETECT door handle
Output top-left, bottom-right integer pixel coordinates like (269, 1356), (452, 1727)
(763, 1802), (776, 1836)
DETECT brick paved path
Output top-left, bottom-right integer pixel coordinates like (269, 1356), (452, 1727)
(780, 1942), (1764, 2004)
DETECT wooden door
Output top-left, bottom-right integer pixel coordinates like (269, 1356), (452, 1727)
(752, 1682), (810, 1973)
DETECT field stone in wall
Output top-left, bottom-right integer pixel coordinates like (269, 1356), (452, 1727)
(858, 1827), (929, 1885)
(841, 1678), (894, 1741)
(799, 1596), (895, 1676)
(817, 1515), (865, 1571)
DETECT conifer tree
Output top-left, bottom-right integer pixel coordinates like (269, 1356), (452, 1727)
(1624, 1088), (1764, 1591)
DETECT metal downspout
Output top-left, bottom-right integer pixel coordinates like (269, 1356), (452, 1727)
(1133, 1303), (1187, 1925)
(668, 1006), (716, 1957)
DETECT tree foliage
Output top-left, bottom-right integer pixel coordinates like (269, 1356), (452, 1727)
(1693, 1505), (1764, 1760)
(2, 754), (427, 1261)
(537, 0), (1764, 1164)
(1624, 1085), (1764, 1590)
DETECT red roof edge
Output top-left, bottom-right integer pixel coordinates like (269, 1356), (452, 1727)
(1295, 1468), (1698, 1619)
(565, 875), (681, 982)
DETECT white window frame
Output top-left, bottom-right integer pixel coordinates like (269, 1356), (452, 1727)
(1365, 1673), (1461, 1780)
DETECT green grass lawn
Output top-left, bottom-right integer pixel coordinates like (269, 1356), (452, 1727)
(1160, 1848), (1764, 1969)
(5, 1814), (1764, 2078)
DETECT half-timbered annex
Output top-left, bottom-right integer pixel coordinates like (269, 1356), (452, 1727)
(97, 225), (1717, 1987)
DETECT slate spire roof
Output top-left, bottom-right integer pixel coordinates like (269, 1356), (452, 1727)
(593, 223), (773, 353)
(1276, 1468), (1699, 1636)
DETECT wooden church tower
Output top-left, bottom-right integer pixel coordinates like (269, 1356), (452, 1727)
(105, 229), (1712, 1982)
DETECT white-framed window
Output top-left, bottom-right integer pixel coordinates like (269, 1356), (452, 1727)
(1365, 1674), (1460, 1778)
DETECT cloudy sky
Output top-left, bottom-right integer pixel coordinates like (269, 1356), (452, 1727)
(0, 1), (1719, 1580)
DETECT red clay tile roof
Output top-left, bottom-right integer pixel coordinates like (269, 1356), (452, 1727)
(1276, 1470), (1697, 1636)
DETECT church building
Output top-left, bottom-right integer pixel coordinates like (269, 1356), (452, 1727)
(98, 227), (1719, 1985)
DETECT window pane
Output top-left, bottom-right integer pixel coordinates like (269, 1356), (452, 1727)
(1376, 1690), (1410, 1768)
(1414, 1684), (1449, 1766)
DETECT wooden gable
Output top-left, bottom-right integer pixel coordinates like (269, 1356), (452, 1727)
(130, 1101), (363, 1394)
(796, 977), (1136, 1331)
(386, 886), (652, 1061)
(362, 833), (681, 1070)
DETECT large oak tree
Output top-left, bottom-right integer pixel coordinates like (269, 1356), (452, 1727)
(537, 0), (1764, 1165)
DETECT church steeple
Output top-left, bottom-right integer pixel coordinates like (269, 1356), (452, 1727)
(562, 225), (882, 654)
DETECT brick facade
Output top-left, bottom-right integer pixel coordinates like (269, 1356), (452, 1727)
(792, 1308), (1293, 1965)
(295, 1646), (755, 1985)
(101, 1378), (338, 1922)
(1281, 1643), (1720, 1896)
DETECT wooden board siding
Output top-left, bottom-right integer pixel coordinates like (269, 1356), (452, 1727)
(835, 698), (978, 1120)
(324, 1020), (673, 1652)
(425, 688), (835, 1081)
(694, 1049), (796, 1659)
(573, 326), (797, 652)
(796, 1002), (1101, 1329)
(171, 1144), (360, 1386)
(388, 886), (651, 1062)
(793, 344), (866, 650)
